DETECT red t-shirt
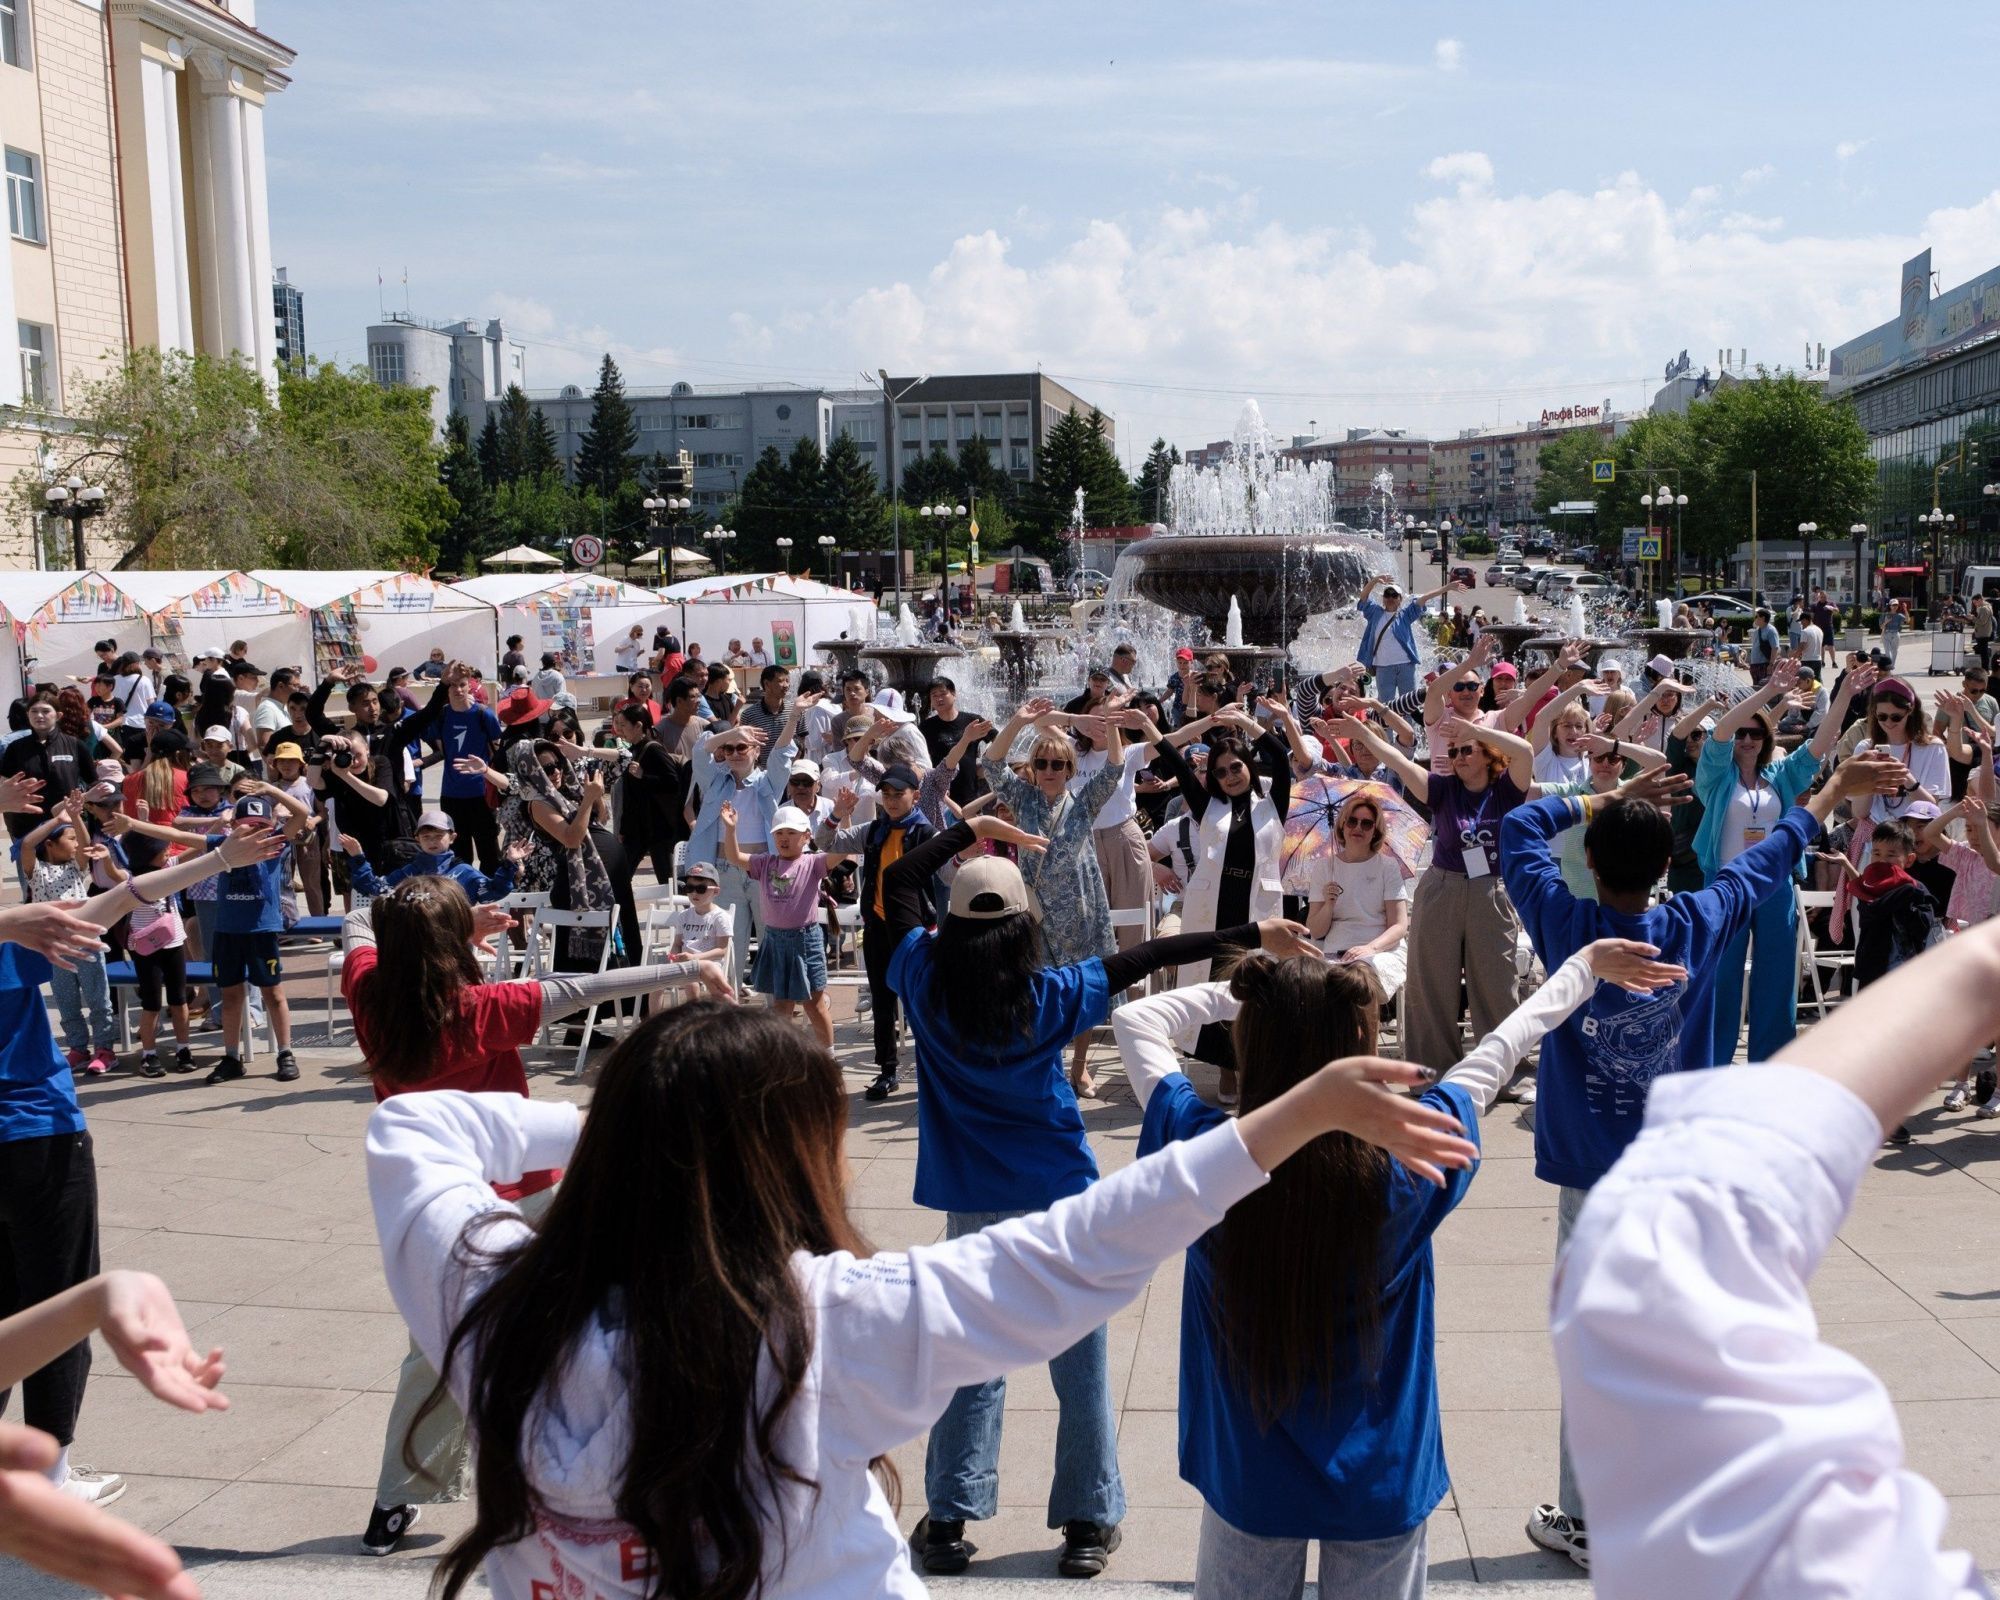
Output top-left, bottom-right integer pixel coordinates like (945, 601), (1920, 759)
(343, 944), (558, 1200)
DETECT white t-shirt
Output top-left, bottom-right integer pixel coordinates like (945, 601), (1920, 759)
(252, 696), (289, 738)
(1533, 746), (1589, 787)
(818, 753), (877, 825)
(614, 639), (644, 673)
(1074, 744), (1150, 831)
(1300, 851), (1408, 952)
(113, 671), (155, 728)
(666, 903), (735, 959)
(1719, 777), (1780, 864)
(1798, 623), (1824, 662)
(1857, 738), (1951, 824)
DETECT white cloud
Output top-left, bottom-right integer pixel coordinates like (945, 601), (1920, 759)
(1424, 151), (1493, 191)
(521, 153), (638, 185)
(1835, 138), (1871, 161)
(1434, 38), (1464, 73)
(1738, 163), (1776, 188)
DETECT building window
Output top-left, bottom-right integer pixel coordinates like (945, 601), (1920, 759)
(900, 414), (920, 442)
(5, 149), (41, 244)
(1010, 444), (1031, 472)
(368, 342), (403, 387)
(639, 413), (668, 431)
(0, 1), (23, 69)
(841, 418), (876, 444)
(980, 412), (1001, 440)
(17, 320), (47, 406)
(954, 412), (974, 440)
(926, 415), (947, 442)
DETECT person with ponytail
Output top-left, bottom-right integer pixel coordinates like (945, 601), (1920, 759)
(366, 994), (1474, 1600)
(1113, 937), (1683, 1598)
(340, 875), (731, 1558)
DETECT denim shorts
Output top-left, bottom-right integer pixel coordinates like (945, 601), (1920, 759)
(752, 922), (826, 1002)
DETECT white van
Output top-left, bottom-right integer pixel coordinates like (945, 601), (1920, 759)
(1960, 566), (2000, 605)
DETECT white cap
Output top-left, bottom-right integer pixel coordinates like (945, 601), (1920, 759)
(1647, 653), (1678, 679)
(788, 758), (821, 781)
(769, 805), (813, 834)
(201, 725), (230, 743)
(416, 809), (453, 832)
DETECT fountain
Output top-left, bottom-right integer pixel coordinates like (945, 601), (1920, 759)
(1122, 401), (1388, 648)
(1477, 590), (1544, 663)
(811, 634), (874, 685)
(1524, 592), (1625, 671)
(859, 602), (964, 704)
(1206, 592), (1290, 686)
(1624, 596), (1709, 663)
(991, 595), (1070, 696)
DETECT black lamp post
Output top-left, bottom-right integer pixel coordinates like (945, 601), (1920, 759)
(43, 476), (106, 567)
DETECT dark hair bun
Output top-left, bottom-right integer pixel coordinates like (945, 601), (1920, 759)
(1228, 950), (1279, 1006)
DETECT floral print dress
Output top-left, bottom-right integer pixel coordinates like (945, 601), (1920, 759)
(980, 749), (1122, 966)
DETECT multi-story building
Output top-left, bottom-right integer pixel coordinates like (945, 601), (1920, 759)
(1183, 439), (1232, 472)
(271, 264), (301, 373)
(1827, 248), (2000, 604)
(879, 373), (1112, 488)
(0, 0), (294, 565)
(1431, 404), (1621, 531)
(366, 313), (526, 438)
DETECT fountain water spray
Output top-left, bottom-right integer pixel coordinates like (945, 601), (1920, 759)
(1512, 592), (1528, 626)
(1225, 596), (1246, 648)
(1009, 598), (1026, 633)
(1657, 599), (1673, 629)
(1567, 595), (1589, 640)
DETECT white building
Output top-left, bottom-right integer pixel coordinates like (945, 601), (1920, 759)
(367, 313), (527, 437)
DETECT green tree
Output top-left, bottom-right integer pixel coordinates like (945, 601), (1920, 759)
(476, 412), (503, 488)
(489, 474), (579, 556)
(1029, 408), (1134, 546)
(727, 443), (790, 568)
(437, 412), (496, 572)
(822, 432), (886, 553)
(525, 406), (562, 481)
(1531, 428), (1608, 518)
(956, 436), (1013, 508)
(901, 442), (961, 506)
(571, 353), (638, 497)
(1132, 436), (1180, 524)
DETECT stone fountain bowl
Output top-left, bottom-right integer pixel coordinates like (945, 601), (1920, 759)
(1475, 622), (1544, 662)
(1623, 627), (1711, 663)
(1125, 531), (1382, 647)
(858, 641), (965, 701)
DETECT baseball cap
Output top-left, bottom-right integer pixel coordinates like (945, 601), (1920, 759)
(145, 700), (179, 725)
(415, 809), (454, 832)
(788, 758), (821, 781)
(1489, 662), (1519, 680)
(878, 762), (920, 792)
(270, 742), (305, 763)
(682, 860), (719, 886)
(93, 759), (123, 784)
(769, 805), (812, 834)
(1175, 647), (1195, 662)
(232, 794), (272, 820)
(201, 725), (231, 744)
(149, 727), (190, 758)
(947, 855), (1042, 923)
(188, 763), (229, 788)
(231, 661), (263, 678)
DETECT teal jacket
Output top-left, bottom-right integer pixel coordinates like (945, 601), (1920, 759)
(1692, 736), (1822, 885)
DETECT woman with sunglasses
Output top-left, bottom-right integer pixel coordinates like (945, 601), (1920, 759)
(1614, 676), (1687, 755)
(1827, 673), (1950, 947)
(1529, 684), (1596, 786)
(1330, 709), (1537, 1081)
(1699, 658), (1857, 1062)
(1301, 797), (1411, 1001)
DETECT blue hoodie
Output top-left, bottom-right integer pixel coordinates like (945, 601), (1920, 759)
(1500, 793), (1815, 1190)
(347, 848), (515, 904)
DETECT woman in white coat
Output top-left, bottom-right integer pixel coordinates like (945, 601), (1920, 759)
(1134, 700), (1314, 1103)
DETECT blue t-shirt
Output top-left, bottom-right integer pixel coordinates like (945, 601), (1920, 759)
(0, 944), (84, 1143)
(212, 848), (286, 935)
(1139, 1074), (1478, 1540)
(1500, 794), (1816, 1189)
(434, 704), (503, 800)
(888, 926), (1110, 1213)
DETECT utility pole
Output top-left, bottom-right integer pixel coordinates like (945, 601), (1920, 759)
(1749, 469), (1760, 600)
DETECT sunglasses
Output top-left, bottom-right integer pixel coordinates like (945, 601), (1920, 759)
(1343, 814), (1378, 829)
(538, 762), (561, 774)
(716, 744), (751, 755)
(1733, 727), (1763, 741)
(1213, 761), (1250, 778)
(685, 881), (717, 893)
(1444, 744), (1477, 759)
(1876, 708), (1909, 722)
(1451, 682), (1480, 693)
(1031, 757), (1072, 772)
(1590, 750), (1623, 763)
(788, 775), (816, 785)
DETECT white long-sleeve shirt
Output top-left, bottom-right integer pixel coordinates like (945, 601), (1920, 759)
(1112, 947), (1602, 1118)
(366, 1089), (1270, 1599)
(1551, 1064), (1990, 1600)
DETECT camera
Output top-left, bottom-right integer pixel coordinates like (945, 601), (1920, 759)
(305, 744), (353, 769)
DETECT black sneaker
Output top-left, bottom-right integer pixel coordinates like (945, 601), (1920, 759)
(360, 1501), (420, 1556)
(274, 1051), (300, 1083)
(1888, 1124), (1913, 1146)
(139, 1053), (165, 1079)
(1977, 1067), (1996, 1108)
(170, 1047), (197, 1074)
(912, 1515), (971, 1575)
(205, 1055), (245, 1086)
(1057, 1519), (1121, 1578)
(863, 1071), (899, 1102)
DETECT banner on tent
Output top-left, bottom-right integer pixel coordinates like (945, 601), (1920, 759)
(173, 573), (287, 619)
(50, 577), (131, 626)
(536, 601), (596, 675)
(358, 572), (440, 612)
(311, 599), (364, 679)
(149, 613), (184, 666)
(770, 619), (797, 668)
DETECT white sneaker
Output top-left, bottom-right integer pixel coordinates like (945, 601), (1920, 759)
(1978, 1097), (2000, 1120)
(1526, 1503), (1588, 1570)
(1516, 1079), (1538, 1106)
(59, 1466), (126, 1507)
(1945, 1085), (1970, 1111)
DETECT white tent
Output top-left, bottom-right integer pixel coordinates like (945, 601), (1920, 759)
(450, 571), (674, 677)
(482, 544), (561, 569)
(0, 571), (147, 708)
(247, 571), (499, 680)
(98, 570), (306, 678)
(658, 572), (876, 672)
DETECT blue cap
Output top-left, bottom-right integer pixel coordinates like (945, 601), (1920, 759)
(232, 795), (272, 820)
(145, 700), (178, 724)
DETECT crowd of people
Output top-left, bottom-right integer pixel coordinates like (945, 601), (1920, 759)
(1, 609), (1997, 1600)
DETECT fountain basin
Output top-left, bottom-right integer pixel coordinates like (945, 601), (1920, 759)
(1523, 636), (1626, 672)
(1623, 627), (1710, 663)
(858, 642), (965, 704)
(813, 638), (873, 685)
(1476, 622), (1544, 663)
(991, 629), (1070, 696)
(1124, 531), (1381, 647)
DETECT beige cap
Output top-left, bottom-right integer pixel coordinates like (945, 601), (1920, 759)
(946, 854), (1042, 923)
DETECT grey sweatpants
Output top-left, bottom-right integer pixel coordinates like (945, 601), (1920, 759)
(1400, 868), (1524, 1075)
(1194, 1502), (1427, 1600)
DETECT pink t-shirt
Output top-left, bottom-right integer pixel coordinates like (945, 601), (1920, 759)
(747, 850), (833, 929)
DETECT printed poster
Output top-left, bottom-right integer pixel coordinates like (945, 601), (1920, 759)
(770, 619), (798, 668)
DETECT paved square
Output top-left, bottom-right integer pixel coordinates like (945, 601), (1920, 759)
(9, 963), (2000, 1594)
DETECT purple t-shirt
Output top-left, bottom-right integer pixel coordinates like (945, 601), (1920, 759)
(746, 850), (833, 929)
(1427, 770), (1526, 877)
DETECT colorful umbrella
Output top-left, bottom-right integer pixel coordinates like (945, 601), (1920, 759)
(1281, 774), (1431, 888)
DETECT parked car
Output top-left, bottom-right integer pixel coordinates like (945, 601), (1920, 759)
(1511, 569), (1543, 592)
(1525, 533), (1556, 556)
(1484, 561), (1528, 585)
(1537, 571), (1581, 600)
(1449, 565), (1477, 588)
(1682, 591), (1760, 627)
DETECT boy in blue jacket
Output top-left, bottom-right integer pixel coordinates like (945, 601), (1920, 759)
(337, 808), (521, 903)
(1497, 749), (1905, 1571)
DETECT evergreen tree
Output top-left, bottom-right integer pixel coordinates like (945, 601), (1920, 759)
(437, 412), (495, 571)
(476, 412), (503, 488)
(492, 386), (535, 484)
(1029, 408), (1135, 544)
(525, 406), (562, 480)
(1132, 436), (1180, 524)
(571, 353), (638, 497)
(823, 432), (886, 551)
(956, 436), (1013, 507)
(902, 442), (961, 506)
(729, 443), (790, 567)
(782, 436), (829, 557)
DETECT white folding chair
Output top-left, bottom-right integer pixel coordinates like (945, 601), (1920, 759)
(534, 907), (620, 1077)
(1796, 887), (1853, 1020)
(488, 892), (552, 982)
(633, 881), (689, 963)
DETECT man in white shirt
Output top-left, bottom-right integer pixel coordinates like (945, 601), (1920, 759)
(1795, 617), (1825, 677)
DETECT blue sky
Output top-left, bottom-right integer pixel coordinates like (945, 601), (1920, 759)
(269, 1), (2000, 460)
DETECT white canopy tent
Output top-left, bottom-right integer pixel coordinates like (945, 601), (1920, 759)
(657, 572), (877, 671)
(450, 571), (674, 677)
(0, 572), (147, 709)
(482, 544), (561, 569)
(98, 570), (305, 678)
(246, 571), (499, 680)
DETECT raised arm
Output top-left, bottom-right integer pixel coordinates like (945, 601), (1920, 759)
(1575, 730), (1667, 774)
(1527, 680), (1587, 752)
(1111, 983), (1241, 1112)
(1614, 681), (1670, 739)
(74, 824), (285, 929)
(1328, 713), (1429, 794)
(1673, 692), (1726, 741)
(1450, 712), (1535, 792)
(1806, 657), (1861, 758)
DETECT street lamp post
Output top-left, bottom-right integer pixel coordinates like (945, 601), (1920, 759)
(1400, 515), (1421, 594)
(871, 367), (928, 613)
(42, 475), (106, 568)
(817, 534), (836, 585)
(774, 536), (794, 576)
(706, 523), (735, 575)
(1796, 522), (1819, 605)
(1922, 508), (1956, 621)
(644, 494), (689, 590)
(919, 503), (966, 612)
(1849, 523), (1869, 627)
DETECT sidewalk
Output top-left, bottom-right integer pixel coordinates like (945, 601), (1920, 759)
(9, 971), (2000, 1595)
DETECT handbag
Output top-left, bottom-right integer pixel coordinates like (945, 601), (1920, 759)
(126, 899), (182, 956)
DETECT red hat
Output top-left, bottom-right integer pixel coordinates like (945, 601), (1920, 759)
(1175, 646), (1195, 662)
(497, 686), (548, 727)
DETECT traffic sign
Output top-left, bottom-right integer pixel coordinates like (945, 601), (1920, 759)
(1637, 534), (1663, 561)
(1592, 459), (1616, 483)
(571, 534), (604, 566)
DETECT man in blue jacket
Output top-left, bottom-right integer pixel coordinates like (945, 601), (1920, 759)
(1355, 573), (1467, 701)
(1497, 750), (1904, 1571)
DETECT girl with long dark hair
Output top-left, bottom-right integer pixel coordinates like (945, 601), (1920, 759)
(880, 818), (1321, 1579)
(342, 875), (729, 1557)
(1115, 937), (1677, 1598)
(367, 981), (1471, 1600)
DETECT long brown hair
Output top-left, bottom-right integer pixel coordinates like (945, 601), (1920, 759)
(1212, 954), (1390, 1426)
(427, 1003), (879, 1600)
(355, 878), (484, 1088)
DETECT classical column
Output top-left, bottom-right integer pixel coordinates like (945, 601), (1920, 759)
(238, 96), (275, 385)
(205, 82), (254, 362)
(139, 50), (193, 352)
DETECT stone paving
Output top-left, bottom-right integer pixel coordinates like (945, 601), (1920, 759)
(9, 946), (2000, 1597)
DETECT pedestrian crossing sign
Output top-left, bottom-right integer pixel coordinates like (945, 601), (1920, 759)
(1592, 459), (1616, 483)
(1638, 534), (1663, 560)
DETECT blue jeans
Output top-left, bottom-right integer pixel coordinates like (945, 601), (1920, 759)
(46, 954), (115, 1054)
(1708, 884), (1797, 1064)
(1372, 660), (1418, 702)
(924, 1208), (1126, 1530)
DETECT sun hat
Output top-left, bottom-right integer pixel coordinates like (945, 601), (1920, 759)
(201, 725), (231, 744)
(788, 758), (821, 781)
(270, 742), (305, 763)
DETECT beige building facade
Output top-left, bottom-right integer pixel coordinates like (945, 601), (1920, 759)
(0, 0), (291, 568)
